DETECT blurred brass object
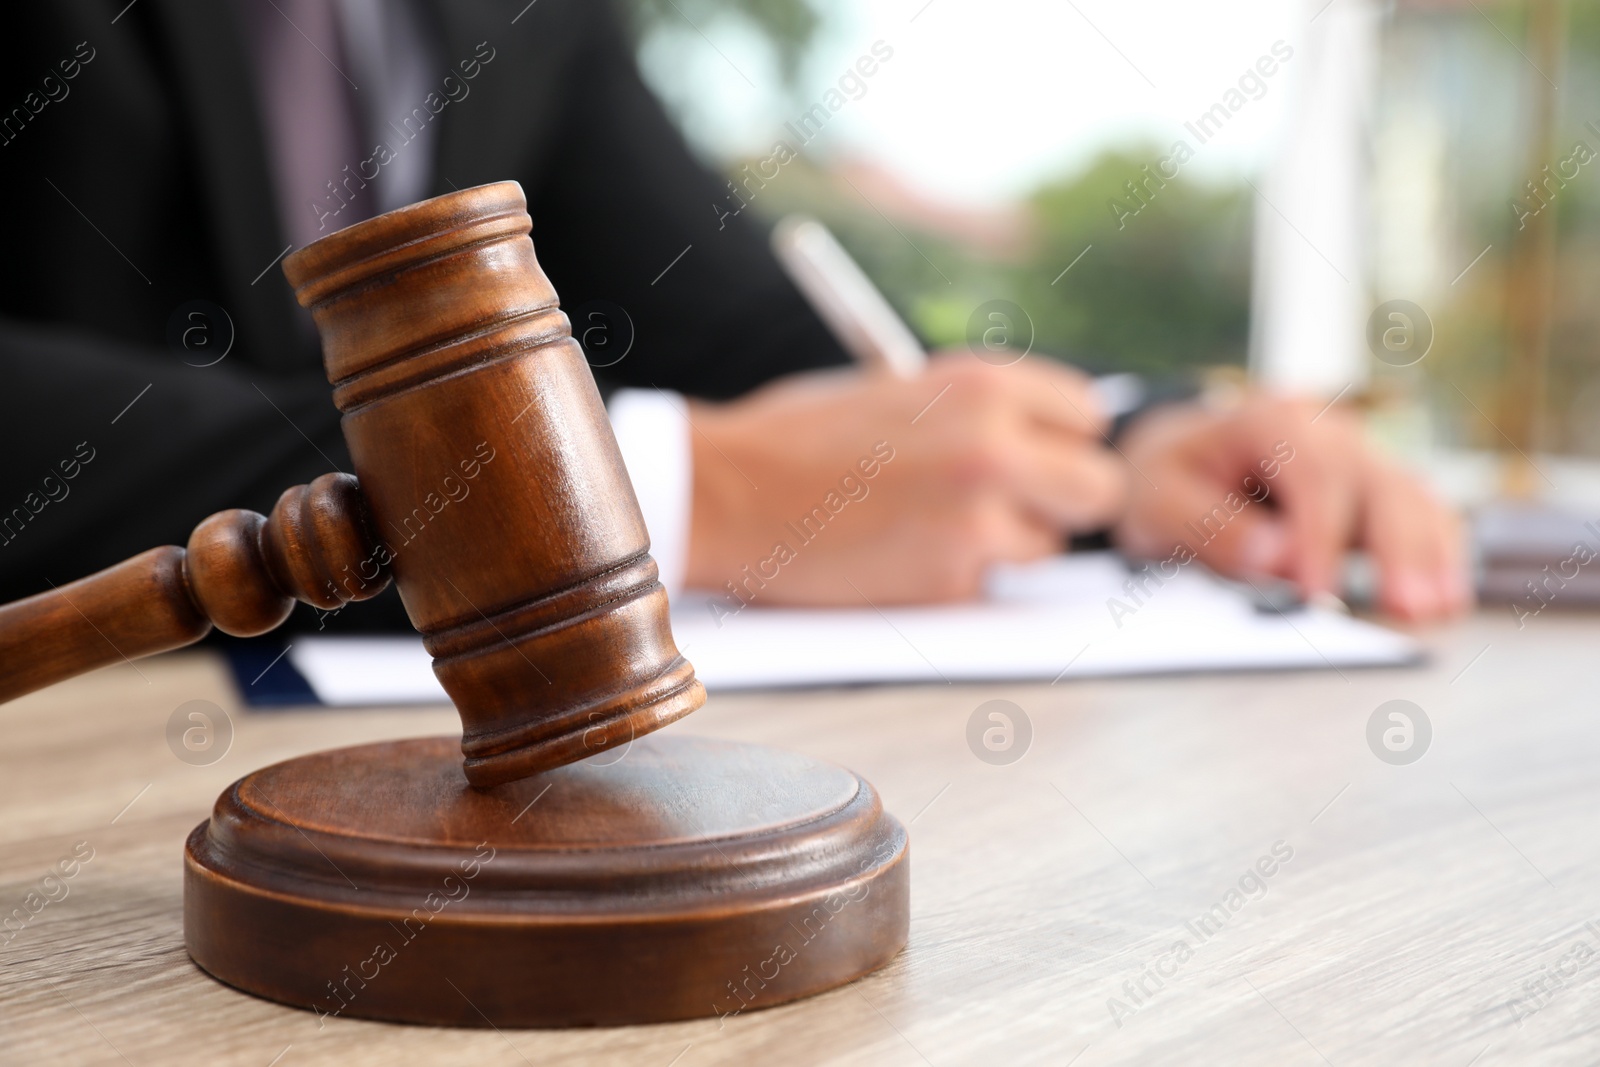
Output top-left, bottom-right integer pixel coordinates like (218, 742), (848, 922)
(1200, 365), (1380, 415)
(1198, 365), (1251, 411)
(1499, 0), (1566, 499)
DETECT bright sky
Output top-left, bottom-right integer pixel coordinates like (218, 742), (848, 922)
(639, 0), (1307, 208)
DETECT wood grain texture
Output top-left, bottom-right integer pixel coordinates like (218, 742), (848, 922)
(184, 735), (906, 1027)
(0, 473), (386, 704)
(0, 183), (701, 786)
(0, 182), (893, 1035)
(282, 181), (703, 786)
(4, 614), (1599, 1064)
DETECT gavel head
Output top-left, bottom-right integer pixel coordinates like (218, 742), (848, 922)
(281, 182), (704, 787)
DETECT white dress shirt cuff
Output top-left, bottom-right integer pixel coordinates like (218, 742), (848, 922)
(607, 388), (693, 596)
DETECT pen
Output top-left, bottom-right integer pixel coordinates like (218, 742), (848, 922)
(771, 214), (1142, 416)
(771, 215), (926, 378)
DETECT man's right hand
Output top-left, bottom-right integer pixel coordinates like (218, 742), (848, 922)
(682, 355), (1127, 605)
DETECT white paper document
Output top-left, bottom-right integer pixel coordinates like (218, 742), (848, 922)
(284, 554), (1421, 706)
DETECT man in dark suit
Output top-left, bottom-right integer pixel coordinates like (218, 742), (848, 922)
(0, 0), (1467, 624)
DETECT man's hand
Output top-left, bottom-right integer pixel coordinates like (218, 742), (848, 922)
(1112, 395), (1470, 621)
(683, 354), (1126, 604)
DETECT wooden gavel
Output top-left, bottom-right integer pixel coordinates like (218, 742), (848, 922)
(0, 181), (704, 786)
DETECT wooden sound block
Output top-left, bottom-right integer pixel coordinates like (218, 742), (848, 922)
(183, 734), (909, 1027)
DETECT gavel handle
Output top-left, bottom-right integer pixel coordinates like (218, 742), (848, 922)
(0, 473), (390, 704)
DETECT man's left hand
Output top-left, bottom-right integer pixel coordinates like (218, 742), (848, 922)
(1112, 394), (1471, 621)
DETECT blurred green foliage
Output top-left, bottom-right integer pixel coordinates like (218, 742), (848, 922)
(737, 148), (1254, 377)
(619, 0), (1255, 378)
(1015, 152), (1253, 375)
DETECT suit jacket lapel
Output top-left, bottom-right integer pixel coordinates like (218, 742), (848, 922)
(426, 0), (501, 195)
(148, 0), (306, 372)
(427, 0), (564, 198)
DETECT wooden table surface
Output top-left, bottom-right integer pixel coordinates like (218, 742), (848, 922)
(3, 610), (1598, 1066)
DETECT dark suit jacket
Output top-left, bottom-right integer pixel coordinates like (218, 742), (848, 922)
(0, 0), (847, 619)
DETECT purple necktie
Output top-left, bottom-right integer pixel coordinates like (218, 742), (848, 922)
(240, 0), (371, 250)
